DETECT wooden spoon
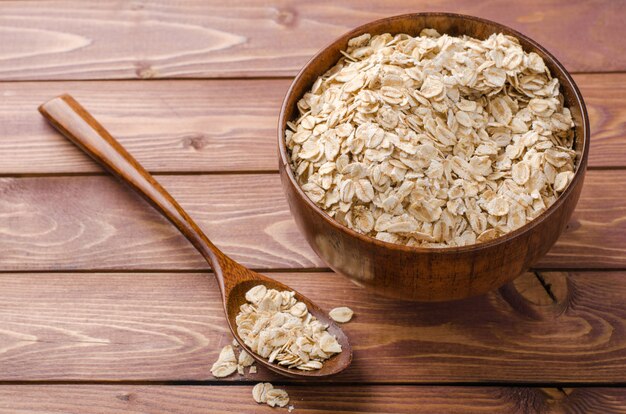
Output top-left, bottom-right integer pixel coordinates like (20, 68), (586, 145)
(39, 94), (352, 378)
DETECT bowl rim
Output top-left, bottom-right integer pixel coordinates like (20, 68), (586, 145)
(278, 12), (590, 254)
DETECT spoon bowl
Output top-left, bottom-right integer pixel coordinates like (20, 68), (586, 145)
(223, 261), (352, 378)
(39, 94), (352, 378)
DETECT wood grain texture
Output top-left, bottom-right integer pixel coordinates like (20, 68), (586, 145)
(576, 74), (626, 168)
(0, 174), (323, 270)
(540, 170), (626, 269)
(1, 385), (625, 414)
(0, 170), (624, 272)
(0, 0), (623, 80)
(555, 388), (626, 414)
(0, 80), (285, 173)
(0, 74), (624, 174)
(1, 271), (626, 382)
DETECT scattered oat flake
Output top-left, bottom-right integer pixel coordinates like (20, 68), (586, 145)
(252, 382), (274, 404)
(210, 345), (238, 378)
(249, 365), (257, 374)
(252, 383), (290, 408)
(329, 307), (354, 323)
(238, 350), (255, 367)
(266, 388), (290, 408)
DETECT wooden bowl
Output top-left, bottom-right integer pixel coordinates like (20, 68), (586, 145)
(277, 13), (589, 301)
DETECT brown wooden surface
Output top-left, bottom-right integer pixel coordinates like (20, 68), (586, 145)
(0, 170), (624, 272)
(1, 271), (625, 383)
(1, 0), (625, 411)
(0, 174), (321, 270)
(0, 80), (284, 174)
(0, 74), (624, 174)
(2, 385), (625, 414)
(0, 0), (623, 80)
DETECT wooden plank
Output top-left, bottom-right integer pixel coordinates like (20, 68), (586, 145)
(0, 80), (286, 174)
(556, 388), (626, 414)
(1, 271), (626, 382)
(577, 73), (626, 169)
(0, 170), (624, 271)
(0, 74), (624, 174)
(539, 169), (626, 269)
(1, 385), (624, 414)
(0, 0), (622, 80)
(0, 174), (322, 270)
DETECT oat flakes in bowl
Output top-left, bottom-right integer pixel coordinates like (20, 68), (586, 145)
(285, 29), (576, 248)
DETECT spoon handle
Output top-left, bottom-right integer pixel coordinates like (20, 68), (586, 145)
(39, 94), (229, 283)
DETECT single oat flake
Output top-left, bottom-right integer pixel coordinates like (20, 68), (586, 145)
(329, 307), (354, 323)
(238, 350), (255, 367)
(267, 388), (290, 408)
(210, 345), (238, 378)
(286, 29), (577, 248)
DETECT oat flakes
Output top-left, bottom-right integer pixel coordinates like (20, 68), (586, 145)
(252, 382), (290, 408)
(286, 29), (577, 247)
(236, 285), (342, 371)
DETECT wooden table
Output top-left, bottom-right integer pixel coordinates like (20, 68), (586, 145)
(1, 1), (625, 412)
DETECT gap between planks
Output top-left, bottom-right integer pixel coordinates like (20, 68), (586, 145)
(533, 272), (557, 303)
(0, 268), (623, 275)
(0, 268), (332, 274)
(0, 165), (624, 178)
(0, 380), (625, 388)
(0, 170), (281, 178)
(0, 72), (621, 83)
(0, 76), (297, 83)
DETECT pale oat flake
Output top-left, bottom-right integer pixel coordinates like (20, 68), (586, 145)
(252, 382), (274, 404)
(252, 382), (290, 408)
(329, 307), (354, 323)
(238, 350), (255, 367)
(267, 388), (290, 408)
(210, 345), (238, 378)
(286, 29), (577, 247)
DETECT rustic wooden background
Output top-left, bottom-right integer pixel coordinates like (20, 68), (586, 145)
(1, 1), (625, 412)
